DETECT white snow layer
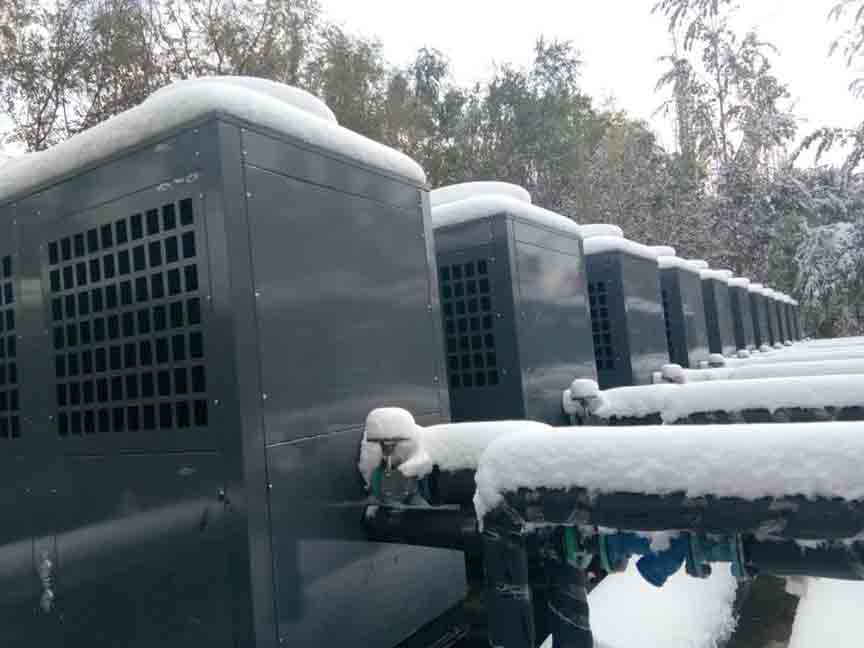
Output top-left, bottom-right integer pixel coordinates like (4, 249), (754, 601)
(589, 374), (864, 422)
(358, 408), (547, 485)
(148, 76), (338, 122)
(788, 578), (864, 648)
(650, 245), (677, 257)
(699, 269), (734, 282)
(747, 283), (764, 293)
(579, 223), (624, 239)
(473, 420), (864, 519)
(727, 277), (750, 288)
(657, 255), (702, 273)
(678, 359), (864, 382)
(431, 195), (582, 236)
(0, 77), (425, 203)
(583, 235), (660, 260)
(688, 259), (709, 269)
(430, 182), (531, 207)
(588, 561), (738, 648)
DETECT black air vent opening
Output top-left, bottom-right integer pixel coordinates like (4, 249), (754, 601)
(588, 281), (615, 370)
(47, 198), (209, 438)
(439, 259), (498, 390)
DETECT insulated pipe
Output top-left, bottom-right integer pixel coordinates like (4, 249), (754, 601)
(362, 504), (480, 553)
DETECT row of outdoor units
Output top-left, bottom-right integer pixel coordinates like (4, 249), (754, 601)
(0, 77), (847, 648)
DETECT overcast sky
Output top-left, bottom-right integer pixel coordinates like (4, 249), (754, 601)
(322, 0), (863, 162)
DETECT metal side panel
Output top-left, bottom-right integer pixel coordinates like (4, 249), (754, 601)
(749, 293), (763, 348)
(52, 453), (232, 648)
(713, 282), (736, 356)
(620, 255), (668, 385)
(267, 431), (466, 647)
(679, 270), (710, 366)
(510, 223), (595, 425)
(765, 298), (778, 346)
(244, 165), (441, 444)
(0, 207), (34, 645)
(660, 271), (684, 366)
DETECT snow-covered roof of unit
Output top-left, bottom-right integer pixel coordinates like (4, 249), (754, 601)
(581, 227), (659, 260)
(650, 245), (677, 257)
(727, 277), (750, 288)
(657, 256), (703, 274)
(0, 76), (426, 204)
(430, 182), (531, 208)
(579, 223), (624, 238)
(149, 76), (339, 122)
(472, 419), (864, 519)
(698, 268), (733, 282)
(588, 374), (864, 423)
(431, 195), (582, 236)
(687, 259), (708, 269)
(747, 282), (764, 293)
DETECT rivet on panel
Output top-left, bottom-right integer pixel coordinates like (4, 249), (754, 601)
(213, 399), (221, 406)
(246, 193), (252, 198)
(255, 290), (261, 298)
(262, 393), (269, 401)
(433, 376), (439, 383)
(195, 151), (200, 157)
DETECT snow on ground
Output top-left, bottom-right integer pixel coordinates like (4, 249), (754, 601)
(587, 374), (864, 422)
(429, 181), (531, 207)
(430, 194), (582, 236)
(590, 562), (738, 648)
(0, 76), (425, 203)
(538, 561), (737, 648)
(788, 578), (864, 648)
(472, 421), (864, 519)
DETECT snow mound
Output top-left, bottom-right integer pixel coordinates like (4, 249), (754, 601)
(431, 195), (581, 236)
(588, 561), (738, 648)
(430, 182), (531, 207)
(789, 578), (864, 648)
(0, 76), (425, 203)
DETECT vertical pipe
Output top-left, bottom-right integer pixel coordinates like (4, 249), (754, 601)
(483, 523), (536, 648)
(545, 545), (593, 648)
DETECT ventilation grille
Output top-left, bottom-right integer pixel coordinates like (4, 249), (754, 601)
(47, 198), (209, 437)
(439, 259), (499, 390)
(0, 255), (19, 440)
(588, 281), (615, 370)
